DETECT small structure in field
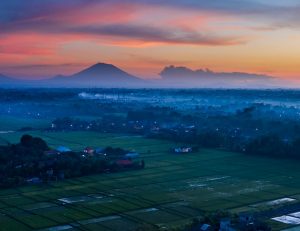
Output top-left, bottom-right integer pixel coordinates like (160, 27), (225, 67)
(26, 177), (42, 184)
(125, 152), (140, 159)
(200, 224), (212, 231)
(84, 147), (95, 155)
(172, 146), (193, 154)
(56, 146), (72, 153)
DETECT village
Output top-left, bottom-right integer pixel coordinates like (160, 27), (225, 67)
(0, 134), (146, 188)
(28, 144), (145, 185)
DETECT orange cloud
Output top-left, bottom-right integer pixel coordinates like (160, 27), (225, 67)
(0, 0), (299, 80)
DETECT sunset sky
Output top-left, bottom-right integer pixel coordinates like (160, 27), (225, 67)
(0, 0), (300, 80)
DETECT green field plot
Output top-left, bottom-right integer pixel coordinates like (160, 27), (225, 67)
(126, 208), (183, 224)
(0, 116), (49, 131)
(1, 131), (300, 230)
(0, 214), (31, 231)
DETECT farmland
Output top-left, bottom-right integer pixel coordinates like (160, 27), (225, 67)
(0, 131), (300, 230)
(0, 116), (49, 132)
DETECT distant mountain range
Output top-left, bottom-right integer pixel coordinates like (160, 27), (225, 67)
(159, 65), (274, 88)
(0, 63), (278, 88)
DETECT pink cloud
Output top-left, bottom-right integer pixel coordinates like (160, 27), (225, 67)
(0, 0), (290, 79)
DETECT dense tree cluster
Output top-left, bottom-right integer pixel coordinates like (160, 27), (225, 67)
(0, 134), (49, 188)
(245, 135), (300, 159)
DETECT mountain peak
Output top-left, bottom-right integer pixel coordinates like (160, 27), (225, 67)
(95, 62), (113, 66)
(91, 62), (115, 68)
(83, 63), (121, 73)
(49, 62), (143, 87)
(72, 62), (137, 80)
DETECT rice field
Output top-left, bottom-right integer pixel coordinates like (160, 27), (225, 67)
(0, 116), (50, 131)
(1, 131), (300, 230)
